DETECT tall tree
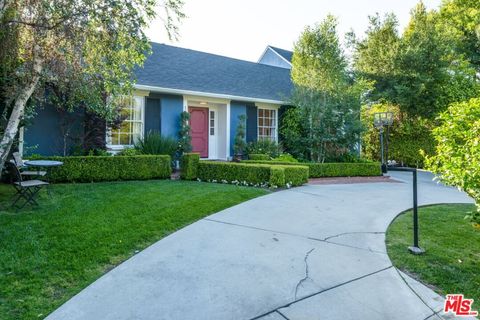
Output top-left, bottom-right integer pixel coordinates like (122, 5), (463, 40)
(439, 0), (480, 72)
(394, 2), (478, 118)
(286, 16), (368, 162)
(349, 13), (400, 102)
(0, 0), (185, 173)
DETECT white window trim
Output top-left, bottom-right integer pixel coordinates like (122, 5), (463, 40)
(257, 105), (279, 142)
(106, 96), (145, 151)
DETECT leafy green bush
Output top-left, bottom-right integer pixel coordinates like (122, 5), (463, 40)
(197, 161), (308, 188)
(246, 140), (283, 158)
(269, 167), (285, 188)
(361, 103), (436, 167)
(178, 111), (192, 154)
(180, 153), (200, 180)
(233, 115), (247, 156)
(135, 131), (178, 160)
(272, 153), (298, 162)
(249, 154), (269, 160)
(425, 98), (480, 224)
(27, 155), (172, 183)
(282, 165), (310, 186)
(117, 147), (138, 156)
(241, 160), (381, 178)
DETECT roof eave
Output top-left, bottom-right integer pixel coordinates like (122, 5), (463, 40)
(134, 84), (287, 105)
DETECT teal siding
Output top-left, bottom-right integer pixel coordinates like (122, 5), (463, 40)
(246, 104), (257, 143)
(229, 102), (247, 156)
(24, 104), (85, 156)
(145, 97), (161, 133)
(160, 94), (183, 138)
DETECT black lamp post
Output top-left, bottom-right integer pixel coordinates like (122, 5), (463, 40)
(373, 111), (424, 255)
(373, 112), (393, 173)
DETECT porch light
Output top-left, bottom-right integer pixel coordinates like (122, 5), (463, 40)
(199, 102), (207, 105)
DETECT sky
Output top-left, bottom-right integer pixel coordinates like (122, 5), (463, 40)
(146, 0), (442, 62)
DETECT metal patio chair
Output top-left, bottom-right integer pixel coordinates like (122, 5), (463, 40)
(6, 161), (49, 210)
(12, 152), (47, 179)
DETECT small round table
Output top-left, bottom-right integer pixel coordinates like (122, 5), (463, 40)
(24, 160), (64, 185)
(24, 160), (64, 168)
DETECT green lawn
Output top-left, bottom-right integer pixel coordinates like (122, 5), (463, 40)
(386, 204), (480, 310)
(0, 180), (268, 320)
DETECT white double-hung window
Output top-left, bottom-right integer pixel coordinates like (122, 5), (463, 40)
(257, 108), (277, 141)
(107, 96), (144, 148)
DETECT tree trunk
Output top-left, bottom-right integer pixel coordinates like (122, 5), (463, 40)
(0, 50), (42, 177)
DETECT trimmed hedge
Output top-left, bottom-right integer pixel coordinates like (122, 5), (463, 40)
(180, 153), (200, 180)
(282, 165), (310, 186)
(249, 154), (270, 160)
(27, 155), (172, 183)
(241, 160), (381, 178)
(197, 161), (309, 188)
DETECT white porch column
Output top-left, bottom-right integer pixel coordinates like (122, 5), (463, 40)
(226, 101), (231, 160)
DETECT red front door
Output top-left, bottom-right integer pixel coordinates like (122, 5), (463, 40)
(189, 107), (209, 158)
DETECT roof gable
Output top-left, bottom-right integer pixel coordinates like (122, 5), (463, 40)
(135, 43), (293, 102)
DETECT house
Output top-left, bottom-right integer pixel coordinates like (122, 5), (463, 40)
(258, 45), (293, 69)
(21, 43), (294, 160)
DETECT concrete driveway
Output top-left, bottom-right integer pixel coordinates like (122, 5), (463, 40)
(47, 171), (474, 320)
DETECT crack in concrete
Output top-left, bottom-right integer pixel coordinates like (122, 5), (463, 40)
(294, 248), (315, 300)
(204, 218), (387, 255)
(394, 267), (439, 316)
(275, 310), (290, 320)
(249, 266), (393, 320)
(323, 231), (385, 241)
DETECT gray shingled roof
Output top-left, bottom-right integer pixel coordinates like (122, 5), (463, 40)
(269, 46), (293, 63)
(135, 43), (293, 102)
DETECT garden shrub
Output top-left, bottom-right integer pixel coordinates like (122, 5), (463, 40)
(361, 103), (436, 167)
(180, 153), (200, 180)
(27, 155), (172, 183)
(246, 140), (282, 158)
(241, 160), (381, 178)
(269, 167), (285, 188)
(272, 153), (298, 162)
(197, 161), (308, 188)
(282, 165), (309, 186)
(249, 154), (270, 160)
(425, 98), (480, 224)
(135, 131), (178, 160)
(117, 147), (138, 156)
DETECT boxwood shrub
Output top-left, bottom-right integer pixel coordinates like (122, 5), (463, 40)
(180, 153), (200, 180)
(282, 165), (310, 186)
(269, 167), (285, 188)
(241, 160), (381, 178)
(27, 155), (172, 183)
(249, 154), (270, 160)
(197, 161), (309, 188)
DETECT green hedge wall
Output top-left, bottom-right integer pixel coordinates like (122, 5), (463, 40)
(197, 161), (309, 188)
(249, 154), (270, 160)
(180, 153), (200, 180)
(27, 155), (172, 183)
(282, 165), (310, 186)
(241, 160), (381, 178)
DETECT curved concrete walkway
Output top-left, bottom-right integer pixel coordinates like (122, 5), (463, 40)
(47, 171), (474, 320)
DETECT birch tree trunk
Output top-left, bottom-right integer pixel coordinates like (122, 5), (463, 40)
(0, 47), (42, 176)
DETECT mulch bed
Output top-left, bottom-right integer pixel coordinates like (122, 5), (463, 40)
(308, 175), (401, 185)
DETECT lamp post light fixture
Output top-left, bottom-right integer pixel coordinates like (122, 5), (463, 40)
(373, 112), (394, 173)
(373, 111), (424, 255)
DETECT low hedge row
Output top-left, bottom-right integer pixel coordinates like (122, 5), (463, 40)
(180, 153), (200, 180)
(241, 160), (381, 178)
(27, 155), (172, 183)
(249, 154), (270, 160)
(196, 161), (309, 188)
